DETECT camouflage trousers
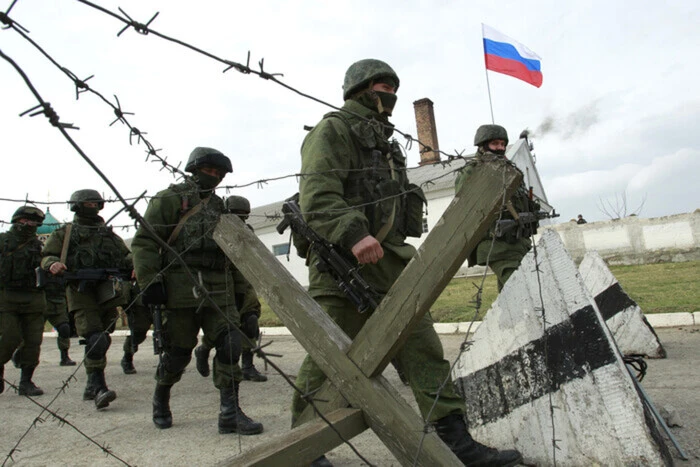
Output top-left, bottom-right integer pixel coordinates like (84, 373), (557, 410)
(123, 305), (153, 354)
(74, 305), (118, 373)
(0, 291), (45, 368)
(291, 295), (465, 425)
(157, 305), (242, 388)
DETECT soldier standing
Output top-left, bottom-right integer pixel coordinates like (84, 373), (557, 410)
(11, 264), (76, 369)
(194, 195), (267, 382)
(119, 281), (152, 374)
(455, 125), (540, 291)
(41, 190), (132, 409)
(0, 206), (47, 396)
(292, 59), (522, 466)
(130, 147), (263, 434)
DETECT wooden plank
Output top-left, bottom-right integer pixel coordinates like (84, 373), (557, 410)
(214, 216), (461, 465)
(216, 409), (367, 467)
(296, 158), (523, 425)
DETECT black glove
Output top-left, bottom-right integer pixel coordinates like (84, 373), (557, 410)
(141, 282), (167, 306)
(240, 312), (259, 339)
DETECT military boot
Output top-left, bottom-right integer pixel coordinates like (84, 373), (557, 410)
(83, 371), (99, 400)
(218, 382), (263, 435)
(93, 370), (117, 409)
(194, 345), (211, 377)
(152, 384), (173, 429)
(60, 349), (76, 366)
(121, 352), (136, 374)
(241, 350), (267, 382)
(18, 366), (44, 396)
(435, 413), (522, 466)
(11, 349), (21, 369)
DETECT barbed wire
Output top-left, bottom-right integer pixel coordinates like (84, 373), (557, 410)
(0, 48), (376, 466)
(1, 0), (469, 184)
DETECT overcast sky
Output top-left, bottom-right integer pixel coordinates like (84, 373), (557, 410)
(1, 0), (698, 233)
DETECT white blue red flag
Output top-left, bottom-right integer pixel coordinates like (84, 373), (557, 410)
(482, 24), (542, 88)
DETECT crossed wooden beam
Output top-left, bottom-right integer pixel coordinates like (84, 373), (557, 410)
(214, 158), (522, 466)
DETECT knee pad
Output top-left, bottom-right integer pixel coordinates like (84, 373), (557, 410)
(85, 332), (111, 360)
(214, 330), (241, 365)
(163, 346), (192, 374)
(56, 322), (71, 340)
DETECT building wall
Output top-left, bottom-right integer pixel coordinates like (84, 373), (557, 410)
(545, 210), (700, 265)
(257, 208), (700, 287)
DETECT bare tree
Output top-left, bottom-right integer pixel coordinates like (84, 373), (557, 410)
(598, 191), (647, 220)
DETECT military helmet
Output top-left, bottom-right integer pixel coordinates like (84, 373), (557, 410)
(69, 189), (105, 212)
(224, 195), (251, 215)
(11, 205), (45, 224)
(185, 147), (233, 174)
(342, 59), (400, 100)
(474, 124), (509, 147)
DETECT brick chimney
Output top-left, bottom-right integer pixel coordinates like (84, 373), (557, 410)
(413, 98), (440, 165)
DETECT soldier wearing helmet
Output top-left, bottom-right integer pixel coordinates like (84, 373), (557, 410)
(131, 148), (263, 435)
(41, 190), (132, 410)
(455, 124), (540, 291)
(194, 195), (267, 383)
(292, 60), (521, 467)
(0, 206), (47, 397)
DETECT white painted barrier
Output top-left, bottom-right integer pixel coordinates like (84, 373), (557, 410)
(452, 230), (672, 466)
(579, 251), (666, 358)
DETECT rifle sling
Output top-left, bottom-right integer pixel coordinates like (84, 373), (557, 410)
(166, 197), (210, 246)
(59, 223), (73, 265)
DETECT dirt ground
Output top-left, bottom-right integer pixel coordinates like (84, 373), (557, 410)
(1, 326), (698, 466)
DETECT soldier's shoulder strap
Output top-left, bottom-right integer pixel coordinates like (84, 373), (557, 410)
(165, 196), (210, 246)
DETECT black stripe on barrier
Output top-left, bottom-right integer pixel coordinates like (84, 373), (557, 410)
(456, 305), (617, 426)
(594, 282), (636, 321)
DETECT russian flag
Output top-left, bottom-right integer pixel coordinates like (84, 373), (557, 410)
(482, 24), (542, 88)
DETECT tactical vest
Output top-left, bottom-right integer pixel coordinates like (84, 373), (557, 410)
(324, 111), (426, 241)
(65, 222), (130, 270)
(0, 230), (44, 290)
(164, 183), (227, 270)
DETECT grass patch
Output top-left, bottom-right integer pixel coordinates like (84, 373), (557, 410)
(259, 260), (699, 326)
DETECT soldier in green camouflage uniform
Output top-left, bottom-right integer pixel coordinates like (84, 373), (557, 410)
(11, 276), (76, 368)
(41, 190), (132, 410)
(292, 59), (521, 467)
(455, 125), (539, 291)
(0, 206), (47, 397)
(131, 148), (262, 434)
(194, 195), (267, 382)
(119, 281), (152, 374)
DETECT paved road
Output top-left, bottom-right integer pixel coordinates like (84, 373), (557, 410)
(1, 327), (698, 466)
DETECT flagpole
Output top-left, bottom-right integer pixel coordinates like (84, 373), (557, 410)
(484, 69), (495, 124)
(482, 24), (495, 123)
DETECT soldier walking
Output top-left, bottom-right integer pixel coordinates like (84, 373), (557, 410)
(291, 59), (522, 466)
(41, 190), (132, 409)
(194, 195), (267, 382)
(0, 206), (48, 397)
(131, 148), (263, 434)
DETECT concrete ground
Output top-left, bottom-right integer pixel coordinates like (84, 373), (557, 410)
(1, 326), (698, 466)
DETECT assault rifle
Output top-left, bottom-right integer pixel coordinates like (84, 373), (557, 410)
(36, 267), (132, 292)
(494, 210), (560, 239)
(276, 198), (380, 313)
